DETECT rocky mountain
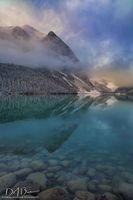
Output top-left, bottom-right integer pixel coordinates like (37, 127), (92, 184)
(0, 25), (79, 65)
(115, 86), (133, 95)
(0, 63), (95, 95)
(90, 79), (112, 93)
(115, 86), (133, 101)
(0, 25), (114, 96)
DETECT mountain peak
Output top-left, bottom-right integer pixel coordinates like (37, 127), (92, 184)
(42, 31), (79, 63)
(48, 31), (57, 38)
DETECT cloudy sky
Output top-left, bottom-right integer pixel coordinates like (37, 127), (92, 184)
(0, 0), (133, 71)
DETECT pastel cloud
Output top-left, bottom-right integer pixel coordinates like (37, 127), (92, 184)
(0, 0), (133, 71)
(0, 1), (64, 34)
(61, 0), (133, 69)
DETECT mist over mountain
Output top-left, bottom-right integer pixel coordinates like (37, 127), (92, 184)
(0, 24), (93, 95)
(0, 25), (78, 69)
(0, 24), (113, 96)
(0, 24), (132, 96)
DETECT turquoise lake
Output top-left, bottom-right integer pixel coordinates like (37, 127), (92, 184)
(0, 95), (133, 198)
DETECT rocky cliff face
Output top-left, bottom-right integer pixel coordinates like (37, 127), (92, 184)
(0, 63), (94, 95)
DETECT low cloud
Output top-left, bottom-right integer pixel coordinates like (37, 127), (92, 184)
(0, 1), (79, 69)
(0, 1), (64, 34)
(0, 0), (133, 82)
(0, 39), (78, 69)
(64, 0), (133, 68)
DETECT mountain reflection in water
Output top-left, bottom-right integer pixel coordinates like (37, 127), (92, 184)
(0, 95), (117, 123)
(0, 95), (132, 155)
(0, 95), (133, 198)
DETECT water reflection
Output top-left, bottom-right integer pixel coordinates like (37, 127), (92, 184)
(0, 95), (117, 123)
(0, 95), (133, 198)
(0, 95), (117, 155)
(0, 95), (132, 156)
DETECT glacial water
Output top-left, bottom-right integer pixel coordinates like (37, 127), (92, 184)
(0, 95), (133, 198)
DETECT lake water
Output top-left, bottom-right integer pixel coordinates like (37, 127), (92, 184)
(0, 95), (133, 199)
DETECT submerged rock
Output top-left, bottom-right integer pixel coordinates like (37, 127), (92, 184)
(26, 172), (47, 189)
(0, 163), (7, 171)
(98, 184), (112, 192)
(0, 173), (16, 194)
(88, 182), (97, 191)
(9, 160), (20, 171)
(39, 187), (69, 200)
(48, 160), (59, 166)
(121, 171), (133, 183)
(118, 182), (133, 198)
(74, 191), (95, 200)
(0, 172), (6, 177)
(15, 168), (32, 178)
(31, 160), (46, 171)
(61, 160), (71, 168)
(87, 168), (96, 178)
(96, 165), (105, 171)
(67, 178), (88, 192)
(103, 192), (118, 200)
(47, 166), (61, 173)
(46, 172), (54, 178)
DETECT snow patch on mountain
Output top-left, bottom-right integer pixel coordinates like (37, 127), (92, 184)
(107, 82), (118, 91)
